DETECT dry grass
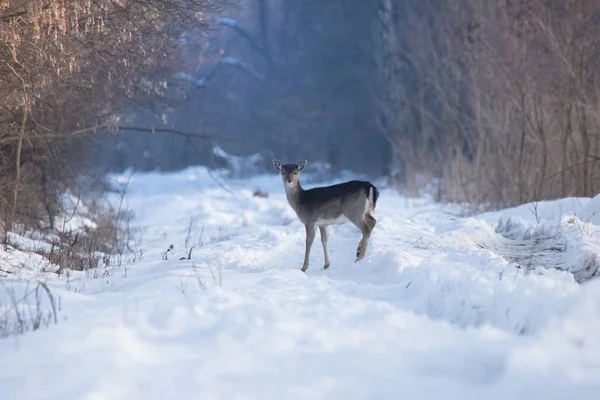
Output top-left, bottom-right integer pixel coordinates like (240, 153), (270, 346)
(0, 280), (58, 339)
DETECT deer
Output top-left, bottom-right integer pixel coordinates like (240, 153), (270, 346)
(273, 159), (379, 272)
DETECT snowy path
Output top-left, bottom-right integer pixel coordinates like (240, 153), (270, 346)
(1, 168), (600, 399)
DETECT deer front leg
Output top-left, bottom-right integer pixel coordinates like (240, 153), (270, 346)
(319, 226), (330, 270)
(302, 223), (316, 272)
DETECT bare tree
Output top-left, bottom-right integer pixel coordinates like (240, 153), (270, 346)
(0, 0), (227, 244)
(376, 0), (600, 207)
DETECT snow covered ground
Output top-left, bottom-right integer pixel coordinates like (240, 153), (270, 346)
(1, 166), (600, 399)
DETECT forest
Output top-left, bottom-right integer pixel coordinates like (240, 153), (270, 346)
(2, 2), (600, 397)
(3, 0), (600, 239)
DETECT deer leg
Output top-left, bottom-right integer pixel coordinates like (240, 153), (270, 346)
(350, 214), (373, 262)
(302, 223), (316, 272)
(365, 214), (377, 230)
(319, 226), (331, 270)
(358, 214), (377, 261)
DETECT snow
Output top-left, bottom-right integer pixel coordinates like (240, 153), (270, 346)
(1, 166), (600, 399)
(173, 72), (207, 88)
(476, 197), (600, 282)
(212, 146), (266, 179)
(219, 57), (266, 82)
(215, 17), (238, 27)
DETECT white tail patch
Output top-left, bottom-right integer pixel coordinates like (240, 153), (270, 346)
(364, 186), (374, 213)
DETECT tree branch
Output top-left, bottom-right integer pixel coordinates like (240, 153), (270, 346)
(216, 17), (270, 62)
(115, 125), (212, 140)
(0, 124), (212, 145)
(219, 57), (265, 83)
(0, 1), (54, 22)
(174, 56), (265, 89)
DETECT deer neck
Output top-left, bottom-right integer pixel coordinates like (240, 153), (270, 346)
(284, 181), (303, 210)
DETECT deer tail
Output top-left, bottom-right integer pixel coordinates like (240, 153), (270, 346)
(367, 183), (379, 212)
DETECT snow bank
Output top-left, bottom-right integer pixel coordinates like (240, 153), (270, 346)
(476, 197), (600, 281)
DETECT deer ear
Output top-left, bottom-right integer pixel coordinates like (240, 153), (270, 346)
(273, 159), (282, 172)
(297, 160), (307, 172)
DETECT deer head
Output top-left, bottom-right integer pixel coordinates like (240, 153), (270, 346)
(273, 159), (307, 188)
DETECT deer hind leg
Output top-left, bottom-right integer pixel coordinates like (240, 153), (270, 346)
(350, 213), (373, 262)
(358, 214), (377, 261)
(319, 226), (331, 270)
(365, 213), (377, 231)
(302, 223), (316, 272)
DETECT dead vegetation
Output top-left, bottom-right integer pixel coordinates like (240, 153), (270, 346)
(0, 0), (225, 271)
(377, 0), (600, 208)
(0, 280), (58, 339)
(0, 0), (229, 340)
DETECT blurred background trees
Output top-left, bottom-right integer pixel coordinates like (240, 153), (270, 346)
(3, 0), (600, 243)
(104, 0), (600, 209)
(97, 0), (392, 177)
(0, 0), (224, 241)
(379, 0), (600, 207)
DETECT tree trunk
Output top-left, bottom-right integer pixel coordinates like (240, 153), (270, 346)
(3, 108), (27, 250)
(373, 0), (402, 179)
